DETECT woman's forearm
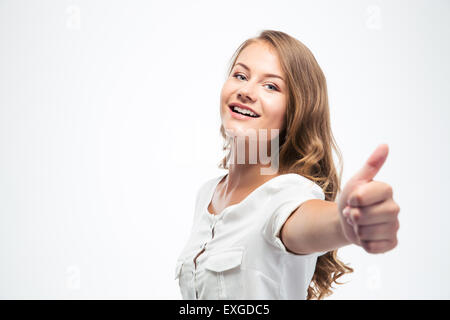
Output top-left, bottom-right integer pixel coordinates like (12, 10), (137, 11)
(280, 199), (352, 255)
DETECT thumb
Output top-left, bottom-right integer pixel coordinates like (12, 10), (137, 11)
(351, 144), (389, 183)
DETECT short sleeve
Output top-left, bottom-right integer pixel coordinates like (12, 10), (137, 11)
(262, 176), (328, 258)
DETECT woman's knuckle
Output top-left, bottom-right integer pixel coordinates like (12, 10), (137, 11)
(391, 203), (400, 215)
(386, 185), (393, 197)
(392, 237), (398, 247)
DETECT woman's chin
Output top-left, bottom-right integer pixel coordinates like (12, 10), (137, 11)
(222, 123), (259, 136)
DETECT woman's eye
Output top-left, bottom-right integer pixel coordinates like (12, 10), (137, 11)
(233, 73), (246, 81)
(233, 73), (278, 91)
(265, 84), (278, 91)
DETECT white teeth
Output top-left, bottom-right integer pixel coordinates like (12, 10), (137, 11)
(232, 106), (258, 117)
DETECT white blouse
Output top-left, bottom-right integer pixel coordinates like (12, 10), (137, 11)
(174, 172), (327, 300)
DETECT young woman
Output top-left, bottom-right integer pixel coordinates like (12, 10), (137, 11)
(174, 30), (400, 300)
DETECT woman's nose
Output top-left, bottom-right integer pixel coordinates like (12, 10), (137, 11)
(237, 83), (256, 101)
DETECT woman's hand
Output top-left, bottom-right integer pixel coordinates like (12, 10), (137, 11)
(337, 144), (400, 254)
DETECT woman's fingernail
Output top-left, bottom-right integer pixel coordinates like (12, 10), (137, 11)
(346, 217), (353, 226)
(343, 207), (350, 217)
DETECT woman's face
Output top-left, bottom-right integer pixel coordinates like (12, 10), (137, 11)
(220, 41), (287, 139)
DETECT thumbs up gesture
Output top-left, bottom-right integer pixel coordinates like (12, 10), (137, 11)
(337, 144), (400, 254)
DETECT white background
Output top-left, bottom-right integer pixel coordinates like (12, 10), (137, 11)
(0, 0), (449, 299)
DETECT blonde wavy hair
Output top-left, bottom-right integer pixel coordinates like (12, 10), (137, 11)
(217, 30), (353, 299)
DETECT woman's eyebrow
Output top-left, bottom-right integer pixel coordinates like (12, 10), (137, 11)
(234, 62), (284, 82)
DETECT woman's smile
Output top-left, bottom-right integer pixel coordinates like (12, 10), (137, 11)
(228, 104), (261, 120)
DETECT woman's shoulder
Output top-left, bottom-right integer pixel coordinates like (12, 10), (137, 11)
(265, 173), (324, 199)
(266, 172), (318, 188)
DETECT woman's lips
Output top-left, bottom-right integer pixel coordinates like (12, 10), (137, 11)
(228, 105), (260, 120)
